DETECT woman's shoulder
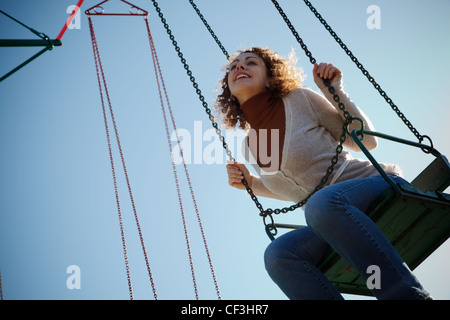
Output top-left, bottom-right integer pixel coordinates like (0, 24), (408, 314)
(284, 86), (319, 99)
(282, 86), (334, 121)
(281, 87), (320, 119)
(283, 86), (323, 106)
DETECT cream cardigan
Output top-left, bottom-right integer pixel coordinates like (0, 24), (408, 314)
(243, 83), (401, 203)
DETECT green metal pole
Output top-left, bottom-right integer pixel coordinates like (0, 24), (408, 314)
(0, 47), (50, 82)
(0, 10), (64, 82)
(0, 39), (62, 47)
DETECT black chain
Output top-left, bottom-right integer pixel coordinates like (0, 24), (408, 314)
(264, 0), (362, 236)
(301, 0), (426, 144)
(188, 0), (230, 60)
(149, 0), (266, 216)
(152, 0), (361, 237)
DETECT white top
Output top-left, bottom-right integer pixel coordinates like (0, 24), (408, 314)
(242, 84), (401, 203)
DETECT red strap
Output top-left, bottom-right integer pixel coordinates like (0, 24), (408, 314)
(56, 0), (84, 40)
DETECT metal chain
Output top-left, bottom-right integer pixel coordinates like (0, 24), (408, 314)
(187, 0), (230, 60)
(88, 16), (158, 300)
(145, 16), (198, 300)
(145, 16), (222, 300)
(269, 1), (317, 65)
(88, 16), (134, 300)
(250, 0), (360, 236)
(149, 0), (267, 217)
(152, 0), (359, 237)
(186, 0), (355, 235)
(301, 0), (426, 143)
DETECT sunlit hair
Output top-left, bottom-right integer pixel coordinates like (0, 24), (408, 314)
(215, 47), (304, 130)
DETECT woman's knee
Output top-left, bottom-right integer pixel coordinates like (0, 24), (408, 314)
(264, 227), (327, 277)
(305, 188), (340, 231)
(264, 239), (284, 277)
(264, 232), (302, 278)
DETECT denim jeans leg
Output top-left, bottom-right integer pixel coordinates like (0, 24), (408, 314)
(264, 226), (344, 300)
(305, 175), (432, 300)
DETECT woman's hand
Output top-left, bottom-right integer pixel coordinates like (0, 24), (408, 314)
(313, 63), (342, 90)
(226, 161), (290, 201)
(226, 161), (253, 190)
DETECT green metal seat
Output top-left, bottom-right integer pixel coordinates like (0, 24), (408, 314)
(319, 166), (450, 296)
(270, 131), (450, 296)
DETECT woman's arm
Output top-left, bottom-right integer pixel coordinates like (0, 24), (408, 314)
(312, 63), (378, 151)
(226, 161), (290, 201)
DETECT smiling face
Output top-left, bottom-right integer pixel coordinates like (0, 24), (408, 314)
(227, 52), (269, 105)
(216, 47), (304, 130)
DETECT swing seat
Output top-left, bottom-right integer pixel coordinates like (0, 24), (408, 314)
(270, 132), (450, 296)
(317, 134), (450, 296)
(319, 166), (450, 296)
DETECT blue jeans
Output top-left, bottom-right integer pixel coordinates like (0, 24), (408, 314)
(264, 175), (432, 300)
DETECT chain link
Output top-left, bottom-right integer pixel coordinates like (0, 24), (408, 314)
(188, 0), (230, 60)
(88, 16), (134, 300)
(270, 1), (316, 65)
(302, 0), (425, 143)
(150, 0), (268, 218)
(155, 0), (363, 237)
(144, 16), (221, 300)
(264, 0), (357, 236)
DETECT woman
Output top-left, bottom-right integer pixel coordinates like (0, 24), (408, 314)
(217, 47), (432, 300)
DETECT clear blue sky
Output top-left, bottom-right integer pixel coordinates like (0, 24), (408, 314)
(0, 0), (449, 300)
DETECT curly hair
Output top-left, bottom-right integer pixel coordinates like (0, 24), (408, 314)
(215, 47), (304, 130)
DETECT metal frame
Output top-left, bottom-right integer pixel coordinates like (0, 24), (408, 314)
(268, 130), (450, 295)
(85, 0), (149, 16)
(0, 1), (83, 82)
